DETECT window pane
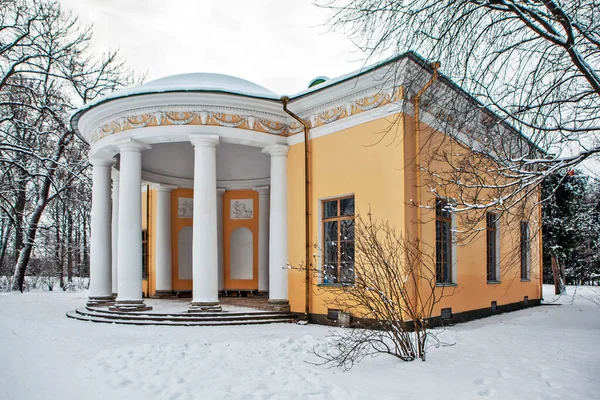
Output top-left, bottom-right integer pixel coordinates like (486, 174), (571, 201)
(324, 200), (338, 218)
(340, 263), (354, 284)
(487, 228), (496, 281)
(436, 219), (452, 284)
(324, 240), (337, 263)
(443, 258), (451, 284)
(323, 263), (338, 284)
(436, 220), (443, 283)
(487, 212), (495, 227)
(340, 197), (355, 216)
(340, 241), (354, 263)
(436, 199), (451, 219)
(521, 221), (529, 279)
(340, 219), (354, 240)
(324, 221), (338, 242)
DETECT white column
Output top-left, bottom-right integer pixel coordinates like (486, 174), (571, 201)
(88, 156), (115, 306)
(217, 188), (226, 292)
(189, 134), (221, 312)
(155, 185), (176, 295)
(254, 186), (270, 293)
(111, 170), (119, 296)
(262, 144), (289, 310)
(113, 140), (151, 311)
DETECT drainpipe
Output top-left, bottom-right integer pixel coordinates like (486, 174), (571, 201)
(412, 62), (440, 334)
(281, 96), (311, 322)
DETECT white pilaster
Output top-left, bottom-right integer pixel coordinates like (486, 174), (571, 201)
(217, 188), (226, 292)
(262, 144), (290, 311)
(88, 156), (115, 306)
(113, 140), (152, 311)
(254, 186), (270, 292)
(189, 134), (221, 312)
(111, 169), (119, 296)
(155, 184), (176, 295)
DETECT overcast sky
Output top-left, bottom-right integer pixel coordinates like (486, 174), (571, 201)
(60, 0), (366, 95)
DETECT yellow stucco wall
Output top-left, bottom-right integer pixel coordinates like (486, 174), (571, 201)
(287, 112), (542, 317)
(223, 190), (259, 290)
(416, 120), (542, 315)
(171, 188), (194, 292)
(288, 116), (406, 315)
(141, 187), (156, 297)
(142, 111), (541, 315)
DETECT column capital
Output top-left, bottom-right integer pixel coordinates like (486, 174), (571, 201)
(253, 185), (270, 195)
(114, 139), (152, 153)
(190, 134), (219, 148)
(89, 155), (115, 168)
(262, 144), (289, 157)
(217, 187), (227, 196)
(153, 184), (178, 193)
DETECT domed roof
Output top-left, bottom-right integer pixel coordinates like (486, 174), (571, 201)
(141, 73), (278, 99)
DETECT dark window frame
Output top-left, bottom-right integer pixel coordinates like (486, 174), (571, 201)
(142, 229), (149, 279)
(436, 198), (454, 284)
(486, 212), (499, 282)
(321, 195), (355, 285)
(520, 221), (530, 280)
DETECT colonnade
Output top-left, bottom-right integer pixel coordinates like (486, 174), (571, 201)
(86, 135), (289, 312)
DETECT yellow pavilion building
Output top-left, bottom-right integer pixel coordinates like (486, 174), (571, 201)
(71, 52), (542, 323)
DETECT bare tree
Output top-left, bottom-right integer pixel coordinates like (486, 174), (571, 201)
(313, 212), (458, 368)
(318, 0), (599, 220)
(0, 0), (136, 291)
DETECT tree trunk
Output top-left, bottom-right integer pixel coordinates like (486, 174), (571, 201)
(10, 132), (71, 292)
(55, 214), (62, 290)
(0, 222), (12, 275)
(82, 214), (88, 278)
(13, 175), (27, 270)
(66, 207), (73, 283)
(11, 199), (48, 292)
(74, 218), (80, 279)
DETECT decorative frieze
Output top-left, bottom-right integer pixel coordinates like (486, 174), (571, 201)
(88, 86), (405, 143)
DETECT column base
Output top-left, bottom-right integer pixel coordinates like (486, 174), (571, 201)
(189, 301), (222, 312)
(151, 290), (176, 299)
(112, 293), (117, 300)
(109, 300), (153, 312)
(86, 296), (115, 307)
(267, 299), (290, 312)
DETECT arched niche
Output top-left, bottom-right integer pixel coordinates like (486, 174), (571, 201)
(230, 227), (253, 280)
(178, 227), (193, 280)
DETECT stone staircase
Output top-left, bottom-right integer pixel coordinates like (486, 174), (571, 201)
(66, 306), (297, 326)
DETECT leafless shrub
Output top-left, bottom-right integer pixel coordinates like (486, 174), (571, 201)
(313, 212), (458, 368)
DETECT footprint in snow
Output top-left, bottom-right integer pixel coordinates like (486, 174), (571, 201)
(474, 378), (496, 398)
(497, 370), (511, 379)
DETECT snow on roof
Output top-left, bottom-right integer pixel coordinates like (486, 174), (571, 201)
(70, 73), (281, 134)
(140, 73), (279, 99)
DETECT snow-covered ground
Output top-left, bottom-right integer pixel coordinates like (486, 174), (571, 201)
(1, 285), (599, 399)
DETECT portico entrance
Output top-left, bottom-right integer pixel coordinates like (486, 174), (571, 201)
(75, 73), (295, 313)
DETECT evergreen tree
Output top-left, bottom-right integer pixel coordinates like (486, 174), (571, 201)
(542, 172), (600, 284)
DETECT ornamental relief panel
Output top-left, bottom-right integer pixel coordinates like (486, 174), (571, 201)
(177, 197), (194, 219)
(88, 86), (405, 143)
(230, 199), (253, 220)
